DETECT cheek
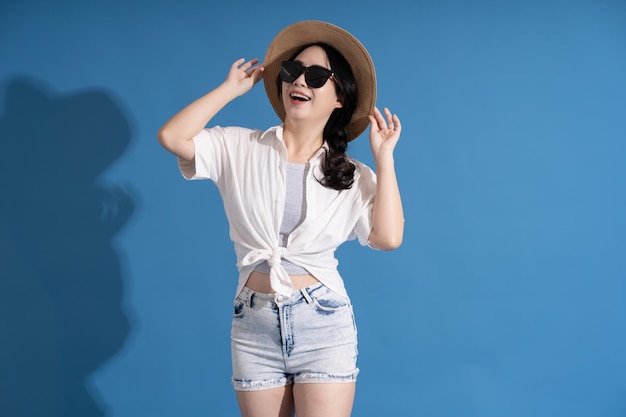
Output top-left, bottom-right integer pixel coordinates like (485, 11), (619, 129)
(329, 86), (342, 107)
(280, 83), (290, 104)
(324, 89), (343, 109)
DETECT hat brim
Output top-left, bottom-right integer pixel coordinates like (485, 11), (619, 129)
(263, 20), (376, 142)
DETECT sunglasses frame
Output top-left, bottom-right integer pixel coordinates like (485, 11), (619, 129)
(280, 61), (335, 89)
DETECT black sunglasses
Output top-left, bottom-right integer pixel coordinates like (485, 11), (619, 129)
(280, 61), (335, 88)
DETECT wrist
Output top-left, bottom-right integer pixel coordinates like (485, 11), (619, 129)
(374, 150), (395, 168)
(217, 81), (242, 100)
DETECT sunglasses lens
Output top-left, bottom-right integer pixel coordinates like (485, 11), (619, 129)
(280, 61), (303, 83)
(280, 61), (333, 88)
(306, 67), (333, 88)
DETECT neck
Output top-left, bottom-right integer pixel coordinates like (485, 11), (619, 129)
(283, 122), (325, 163)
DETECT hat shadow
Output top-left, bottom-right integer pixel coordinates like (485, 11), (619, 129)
(0, 76), (135, 417)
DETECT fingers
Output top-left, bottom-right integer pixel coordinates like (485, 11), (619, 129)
(229, 58), (264, 86)
(233, 58), (261, 72)
(369, 107), (384, 132)
(250, 66), (265, 83)
(232, 58), (246, 69)
(391, 111), (401, 134)
(371, 107), (401, 133)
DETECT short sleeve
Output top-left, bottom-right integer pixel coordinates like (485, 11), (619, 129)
(178, 127), (229, 181)
(349, 163), (377, 247)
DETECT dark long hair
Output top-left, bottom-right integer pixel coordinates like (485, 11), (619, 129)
(277, 42), (358, 190)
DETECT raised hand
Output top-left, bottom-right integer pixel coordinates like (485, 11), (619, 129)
(225, 58), (265, 97)
(368, 106), (401, 163)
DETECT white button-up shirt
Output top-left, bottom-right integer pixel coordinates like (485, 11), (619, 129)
(179, 125), (376, 300)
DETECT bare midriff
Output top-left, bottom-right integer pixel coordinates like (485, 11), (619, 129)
(245, 270), (320, 294)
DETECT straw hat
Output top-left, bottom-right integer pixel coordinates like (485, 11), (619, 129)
(263, 20), (376, 141)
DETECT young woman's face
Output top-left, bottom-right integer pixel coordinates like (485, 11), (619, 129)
(281, 45), (343, 126)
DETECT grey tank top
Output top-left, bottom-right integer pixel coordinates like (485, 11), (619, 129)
(254, 162), (310, 275)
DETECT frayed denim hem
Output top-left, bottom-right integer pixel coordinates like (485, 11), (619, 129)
(294, 369), (359, 385)
(232, 369), (359, 392)
(232, 375), (293, 392)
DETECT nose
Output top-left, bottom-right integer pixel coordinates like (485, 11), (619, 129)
(293, 71), (307, 87)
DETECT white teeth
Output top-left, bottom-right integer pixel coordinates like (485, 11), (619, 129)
(290, 93), (310, 101)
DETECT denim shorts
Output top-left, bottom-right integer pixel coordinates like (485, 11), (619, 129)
(231, 283), (359, 391)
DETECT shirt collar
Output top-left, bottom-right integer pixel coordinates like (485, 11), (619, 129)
(260, 125), (328, 163)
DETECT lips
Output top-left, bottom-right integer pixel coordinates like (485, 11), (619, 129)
(289, 91), (311, 102)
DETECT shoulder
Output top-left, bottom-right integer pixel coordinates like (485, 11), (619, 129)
(352, 159), (377, 197)
(194, 126), (269, 152)
(196, 125), (262, 140)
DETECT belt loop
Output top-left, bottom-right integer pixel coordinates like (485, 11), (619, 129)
(300, 287), (313, 304)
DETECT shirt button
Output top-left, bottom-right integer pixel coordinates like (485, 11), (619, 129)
(275, 295), (284, 302)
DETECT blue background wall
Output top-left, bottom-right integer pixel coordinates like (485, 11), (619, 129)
(1, 0), (625, 416)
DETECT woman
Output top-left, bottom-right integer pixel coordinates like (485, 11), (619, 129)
(158, 21), (404, 417)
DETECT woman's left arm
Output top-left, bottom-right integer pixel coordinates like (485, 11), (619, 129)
(367, 106), (405, 250)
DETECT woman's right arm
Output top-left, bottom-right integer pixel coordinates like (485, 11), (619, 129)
(157, 58), (264, 162)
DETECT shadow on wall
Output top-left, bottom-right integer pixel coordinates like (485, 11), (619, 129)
(0, 76), (135, 417)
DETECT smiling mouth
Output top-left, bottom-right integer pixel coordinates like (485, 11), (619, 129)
(290, 93), (310, 102)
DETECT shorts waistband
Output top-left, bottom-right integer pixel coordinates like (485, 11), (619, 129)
(239, 282), (325, 306)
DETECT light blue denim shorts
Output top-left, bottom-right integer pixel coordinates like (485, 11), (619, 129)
(231, 283), (359, 391)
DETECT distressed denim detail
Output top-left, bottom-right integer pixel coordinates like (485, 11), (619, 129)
(233, 299), (245, 318)
(233, 375), (293, 391)
(294, 370), (359, 384)
(311, 285), (351, 315)
(231, 284), (358, 392)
